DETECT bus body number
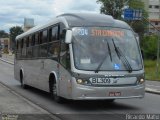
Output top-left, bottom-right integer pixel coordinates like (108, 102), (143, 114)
(90, 77), (111, 84)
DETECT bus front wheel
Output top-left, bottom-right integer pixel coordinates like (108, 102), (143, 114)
(49, 76), (63, 103)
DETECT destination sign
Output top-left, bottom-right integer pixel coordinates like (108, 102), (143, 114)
(73, 28), (125, 37)
(91, 29), (124, 37)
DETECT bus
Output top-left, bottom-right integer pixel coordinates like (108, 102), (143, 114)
(14, 13), (145, 102)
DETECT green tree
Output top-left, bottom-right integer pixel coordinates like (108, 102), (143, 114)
(97, 0), (124, 19)
(0, 30), (9, 38)
(9, 26), (23, 50)
(142, 35), (158, 60)
(96, 0), (148, 36)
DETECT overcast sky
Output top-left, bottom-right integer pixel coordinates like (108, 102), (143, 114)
(0, 0), (100, 33)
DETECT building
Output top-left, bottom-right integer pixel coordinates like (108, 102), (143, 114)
(142, 0), (160, 33)
(23, 18), (34, 32)
(0, 38), (10, 53)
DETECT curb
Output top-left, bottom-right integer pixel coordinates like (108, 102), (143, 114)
(145, 88), (160, 95)
(0, 58), (14, 65)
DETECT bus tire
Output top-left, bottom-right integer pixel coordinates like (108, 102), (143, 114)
(49, 75), (63, 103)
(106, 99), (115, 103)
(20, 70), (27, 89)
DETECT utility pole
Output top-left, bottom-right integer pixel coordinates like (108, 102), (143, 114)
(156, 0), (160, 77)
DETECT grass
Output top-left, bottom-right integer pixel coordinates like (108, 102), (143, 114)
(144, 60), (160, 81)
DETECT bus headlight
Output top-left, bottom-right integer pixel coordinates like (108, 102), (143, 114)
(140, 79), (145, 84)
(137, 78), (145, 84)
(76, 79), (91, 85)
(77, 79), (83, 84)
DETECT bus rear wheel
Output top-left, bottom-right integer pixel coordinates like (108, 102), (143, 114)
(20, 71), (27, 89)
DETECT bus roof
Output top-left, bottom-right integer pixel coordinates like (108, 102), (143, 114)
(57, 13), (131, 28)
(16, 13), (131, 40)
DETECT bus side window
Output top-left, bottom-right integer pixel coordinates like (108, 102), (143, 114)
(60, 43), (70, 69)
(59, 23), (66, 41)
(22, 38), (27, 58)
(48, 42), (60, 60)
(39, 32), (43, 44)
(26, 37), (29, 47)
(35, 33), (39, 45)
(32, 35), (35, 46)
(16, 40), (19, 58)
(27, 36), (33, 58)
(48, 25), (60, 60)
(39, 30), (48, 57)
(21, 39), (24, 49)
(42, 30), (48, 43)
(29, 36), (32, 47)
(49, 26), (58, 42)
(16, 41), (19, 50)
(33, 33), (39, 58)
(20, 39), (23, 58)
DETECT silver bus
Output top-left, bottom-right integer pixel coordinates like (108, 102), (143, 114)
(14, 13), (145, 102)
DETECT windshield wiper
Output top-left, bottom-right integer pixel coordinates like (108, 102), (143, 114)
(95, 40), (112, 73)
(107, 41), (112, 62)
(95, 53), (108, 73)
(112, 39), (132, 73)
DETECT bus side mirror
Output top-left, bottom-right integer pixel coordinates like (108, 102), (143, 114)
(65, 30), (72, 44)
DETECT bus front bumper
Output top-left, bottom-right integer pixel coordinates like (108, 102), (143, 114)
(71, 84), (145, 100)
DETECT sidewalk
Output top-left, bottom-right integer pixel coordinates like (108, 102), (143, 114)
(0, 82), (54, 120)
(145, 80), (160, 94)
(1, 53), (14, 63)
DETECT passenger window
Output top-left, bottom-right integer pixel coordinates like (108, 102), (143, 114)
(40, 44), (48, 57)
(29, 36), (32, 47)
(24, 38), (27, 48)
(21, 38), (27, 58)
(49, 26), (58, 42)
(33, 46), (39, 58)
(32, 35), (35, 46)
(26, 37), (29, 47)
(60, 23), (66, 41)
(39, 32), (43, 44)
(48, 42), (60, 60)
(16, 41), (19, 50)
(35, 33), (39, 45)
(60, 43), (70, 69)
(42, 30), (48, 43)
(16, 41), (21, 59)
(21, 39), (24, 48)
(17, 41), (21, 50)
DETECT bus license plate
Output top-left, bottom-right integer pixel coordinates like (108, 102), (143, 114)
(109, 92), (121, 97)
(89, 77), (111, 85)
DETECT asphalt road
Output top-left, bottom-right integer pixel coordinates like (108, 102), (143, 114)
(0, 60), (160, 120)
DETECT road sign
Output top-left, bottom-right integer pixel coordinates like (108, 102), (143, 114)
(123, 9), (142, 20)
(124, 9), (133, 20)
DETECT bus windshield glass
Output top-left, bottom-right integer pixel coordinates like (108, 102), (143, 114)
(72, 27), (143, 71)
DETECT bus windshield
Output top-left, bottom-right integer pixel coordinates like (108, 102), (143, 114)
(72, 27), (143, 71)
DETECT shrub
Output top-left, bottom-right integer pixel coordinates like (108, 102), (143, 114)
(141, 35), (158, 60)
